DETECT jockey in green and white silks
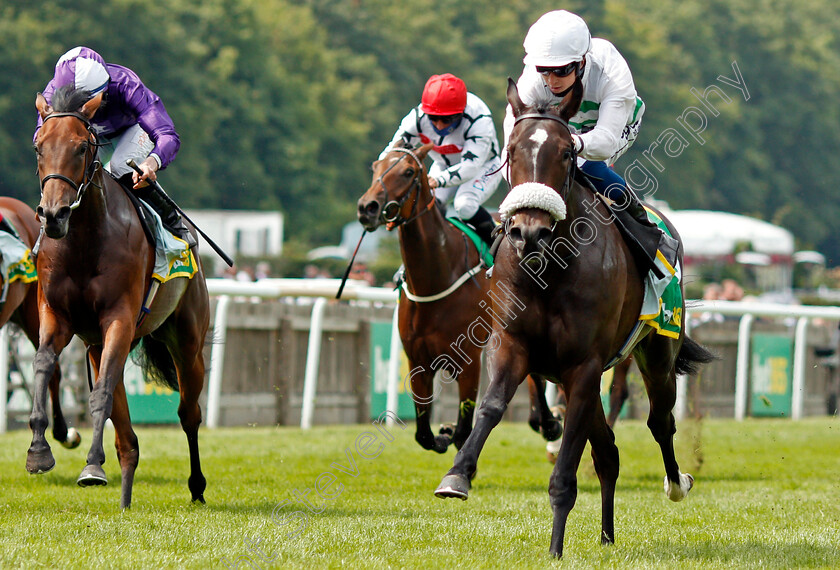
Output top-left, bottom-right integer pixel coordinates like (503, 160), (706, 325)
(381, 73), (502, 245)
(502, 10), (652, 225)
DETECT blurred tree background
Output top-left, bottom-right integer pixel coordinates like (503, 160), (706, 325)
(2, 0), (839, 262)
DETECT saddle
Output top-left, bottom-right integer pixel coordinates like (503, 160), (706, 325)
(112, 172), (157, 247)
(575, 170), (679, 281)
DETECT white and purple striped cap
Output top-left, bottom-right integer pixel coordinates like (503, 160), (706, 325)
(53, 46), (110, 95)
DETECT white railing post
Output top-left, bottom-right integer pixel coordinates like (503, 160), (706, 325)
(791, 317), (809, 420)
(206, 295), (231, 429)
(0, 326), (9, 434)
(734, 313), (754, 421)
(300, 297), (327, 429)
(385, 303), (401, 427)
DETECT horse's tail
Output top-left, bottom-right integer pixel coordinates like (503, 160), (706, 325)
(132, 336), (179, 392)
(674, 335), (716, 377)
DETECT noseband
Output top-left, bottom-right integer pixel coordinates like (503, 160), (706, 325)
(38, 111), (103, 211)
(379, 147), (436, 230)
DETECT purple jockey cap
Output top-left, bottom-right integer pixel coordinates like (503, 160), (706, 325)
(53, 46), (110, 96)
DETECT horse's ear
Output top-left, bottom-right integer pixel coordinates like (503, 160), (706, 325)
(80, 92), (103, 119)
(506, 78), (526, 117)
(35, 93), (52, 119)
(415, 142), (434, 161)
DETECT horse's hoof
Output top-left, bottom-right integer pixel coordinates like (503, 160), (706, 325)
(61, 428), (82, 449)
(192, 495), (206, 505)
(433, 434), (452, 454)
(77, 464), (108, 487)
(435, 474), (470, 500)
(664, 472), (694, 502)
(26, 448), (56, 474)
(541, 420), (563, 442)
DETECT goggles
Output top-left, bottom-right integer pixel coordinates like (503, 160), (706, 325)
(536, 62), (578, 77)
(427, 113), (462, 125)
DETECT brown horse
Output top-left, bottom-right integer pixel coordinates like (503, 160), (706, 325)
(357, 143), (560, 453)
(435, 80), (714, 557)
(0, 197), (80, 456)
(31, 86), (210, 509)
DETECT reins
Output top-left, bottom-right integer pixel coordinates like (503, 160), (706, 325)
(378, 146), (482, 303)
(381, 147), (436, 231)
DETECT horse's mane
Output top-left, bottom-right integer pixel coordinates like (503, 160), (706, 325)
(50, 85), (92, 113)
(528, 84), (583, 122)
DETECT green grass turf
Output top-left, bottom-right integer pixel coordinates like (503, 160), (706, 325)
(0, 417), (838, 569)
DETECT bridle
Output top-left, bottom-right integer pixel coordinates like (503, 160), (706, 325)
(38, 111), (104, 211)
(379, 147), (436, 230)
(503, 112), (579, 243)
(509, 112), (578, 202)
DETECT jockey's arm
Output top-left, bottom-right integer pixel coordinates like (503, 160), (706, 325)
(575, 96), (635, 162)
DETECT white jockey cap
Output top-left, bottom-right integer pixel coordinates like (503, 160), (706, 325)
(523, 10), (592, 67)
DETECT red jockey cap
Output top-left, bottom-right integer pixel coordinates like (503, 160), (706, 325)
(421, 74), (467, 116)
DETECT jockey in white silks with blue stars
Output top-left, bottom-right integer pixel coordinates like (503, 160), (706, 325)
(381, 73), (502, 246)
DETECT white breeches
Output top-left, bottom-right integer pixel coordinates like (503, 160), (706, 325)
(431, 158), (503, 219)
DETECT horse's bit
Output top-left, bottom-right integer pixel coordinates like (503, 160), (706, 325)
(37, 111), (103, 211)
(379, 147), (436, 229)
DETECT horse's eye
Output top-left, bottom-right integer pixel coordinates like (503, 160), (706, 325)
(404, 168), (415, 177)
(79, 142), (89, 155)
(563, 149), (573, 160)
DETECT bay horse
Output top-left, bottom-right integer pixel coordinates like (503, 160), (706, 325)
(435, 80), (714, 557)
(0, 197), (80, 456)
(31, 86), (210, 509)
(357, 143), (560, 453)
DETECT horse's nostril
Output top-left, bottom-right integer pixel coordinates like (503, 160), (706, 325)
(57, 206), (72, 221)
(365, 202), (380, 216)
(509, 227), (523, 242)
(36, 206), (45, 219)
(537, 227), (553, 244)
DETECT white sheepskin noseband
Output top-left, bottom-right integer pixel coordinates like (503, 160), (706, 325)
(499, 182), (567, 222)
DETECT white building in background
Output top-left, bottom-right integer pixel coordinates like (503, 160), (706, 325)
(183, 209), (283, 267)
(663, 207), (796, 292)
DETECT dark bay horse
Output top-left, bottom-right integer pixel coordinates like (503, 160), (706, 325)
(435, 80), (714, 557)
(31, 86), (210, 508)
(0, 197), (80, 457)
(357, 143), (560, 453)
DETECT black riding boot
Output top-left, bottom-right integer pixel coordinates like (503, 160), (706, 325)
(623, 192), (657, 228)
(119, 174), (196, 249)
(465, 206), (496, 247)
(145, 185), (197, 249)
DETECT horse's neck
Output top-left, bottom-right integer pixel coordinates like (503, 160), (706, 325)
(398, 201), (462, 294)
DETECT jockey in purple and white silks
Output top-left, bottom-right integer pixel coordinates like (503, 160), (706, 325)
(502, 10), (654, 227)
(33, 46), (194, 247)
(381, 73), (502, 246)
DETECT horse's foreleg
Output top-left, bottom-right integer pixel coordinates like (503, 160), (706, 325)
(27, 316), (72, 474)
(79, 322), (133, 489)
(548, 361), (602, 558)
(48, 367), (81, 449)
(436, 341), (527, 499)
(588, 398), (619, 546)
(528, 374), (562, 442)
(110, 380), (139, 509)
(452, 358), (480, 450)
(405, 365), (447, 453)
